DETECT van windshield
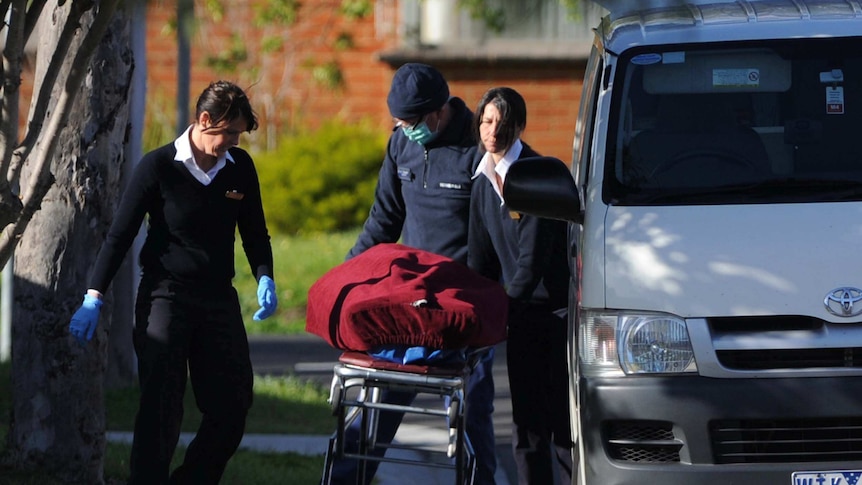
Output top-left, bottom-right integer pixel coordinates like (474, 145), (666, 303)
(605, 38), (862, 205)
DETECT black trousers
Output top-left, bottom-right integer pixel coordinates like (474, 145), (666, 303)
(128, 275), (254, 485)
(507, 307), (573, 485)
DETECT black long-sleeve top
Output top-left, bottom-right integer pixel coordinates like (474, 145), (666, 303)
(88, 142), (273, 293)
(467, 144), (569, 308)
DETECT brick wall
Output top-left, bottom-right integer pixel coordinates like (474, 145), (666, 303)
(440, 61), (585, 164)
(145, 0), (584, 162)
(145, 0), (394, 140)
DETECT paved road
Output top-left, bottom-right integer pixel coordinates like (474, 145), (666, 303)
(248, 334), (518, 484)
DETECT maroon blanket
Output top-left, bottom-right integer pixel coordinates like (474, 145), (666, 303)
(306, 243), (508, 351)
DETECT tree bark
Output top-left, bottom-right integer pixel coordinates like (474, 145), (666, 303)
(5, 2), (132, 482)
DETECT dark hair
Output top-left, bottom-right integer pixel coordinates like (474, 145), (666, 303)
(473, 87), (527, 153)
(195, 80), (259, 132)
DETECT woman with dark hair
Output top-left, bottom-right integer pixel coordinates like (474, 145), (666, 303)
(468, 87), (573, 484)
(68, 80), (277, 484)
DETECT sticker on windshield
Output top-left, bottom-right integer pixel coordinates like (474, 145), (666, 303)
(631, 53), (662, 65)
(826, 86), (845, 114)
(662, 51), (685, 64)
(713, 68), (760, 88)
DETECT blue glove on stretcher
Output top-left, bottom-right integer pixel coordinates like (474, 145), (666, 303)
(370, 345), (467, 365)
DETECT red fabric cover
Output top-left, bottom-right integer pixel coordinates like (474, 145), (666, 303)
(306, 243), (508, 351)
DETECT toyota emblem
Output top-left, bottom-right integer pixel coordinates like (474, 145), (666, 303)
(824, 287), (862, 317)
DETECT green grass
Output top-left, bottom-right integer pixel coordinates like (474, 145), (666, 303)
(104, 374), (336, 435)
(2, 437), (326, 485)
(0, 358), (334, 484)
(235, 228), (359, 334)
(0, 229), (363, 483)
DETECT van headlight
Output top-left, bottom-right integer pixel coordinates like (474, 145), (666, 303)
(580, 310), (698, 376)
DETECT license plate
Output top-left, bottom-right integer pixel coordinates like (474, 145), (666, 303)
(792, 470), (862, 485)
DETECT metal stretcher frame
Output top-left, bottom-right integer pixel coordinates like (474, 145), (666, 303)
(321, 350), (483, 485)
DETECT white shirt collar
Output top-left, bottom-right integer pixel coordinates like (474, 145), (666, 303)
(472, 139), (523, 204)
(174, 124), (234, 185)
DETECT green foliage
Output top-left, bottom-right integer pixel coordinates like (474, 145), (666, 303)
(255, 0), (299, 26)
(142, 91), (179, 153)
(451, 0), (585, 33)
(340, 0), (373, 20)
(260, 34), (284, 53)
(204, 33), (249, 72)
(311, 61), (345, 89)
(458, 0), (506, 33)
(560, 0), (586, 21)
(203, 0), (226, 22)
(255, 120), (384, 236)
(334, 32), (354, 50)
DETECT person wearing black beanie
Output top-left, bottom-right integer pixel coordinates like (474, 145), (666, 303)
(386, 62), (450, 120)
(331, 63), (499, 485)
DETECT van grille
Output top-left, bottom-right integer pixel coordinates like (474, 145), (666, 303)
(717, 347), (862, 370)
(711, 418), (862, 463)
(709, 316), (862, 370)
(606, 421), (681, 463)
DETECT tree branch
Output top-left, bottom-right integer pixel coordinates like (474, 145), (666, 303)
(0, 0), (26, 189)
(0, 1), (14, 38)
(9, 0), (91, 187)
(23, 0), (48, 45)
(0, 0), (120, 266)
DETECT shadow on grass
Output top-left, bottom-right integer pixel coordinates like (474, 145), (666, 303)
(105, 373), (337, 435)
(100, 441), (326, 484)
(1, 361), (334, 484)
(0, 441), (326, 485)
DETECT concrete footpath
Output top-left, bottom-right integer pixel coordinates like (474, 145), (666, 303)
(108, 423), (509, 484)
(109, 334), (516, 484)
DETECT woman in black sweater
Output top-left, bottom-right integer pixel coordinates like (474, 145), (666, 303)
(68, 81), (277, 484)
(467, 87), (573, 485)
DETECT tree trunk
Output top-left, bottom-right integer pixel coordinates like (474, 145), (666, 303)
(6, 3), (133, 483)
(105, 0), (147, 392)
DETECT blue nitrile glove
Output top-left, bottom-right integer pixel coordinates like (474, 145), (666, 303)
(69, 294), (103, 344)
(253, 275), (277, 321)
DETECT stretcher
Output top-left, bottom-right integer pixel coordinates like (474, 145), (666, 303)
(321, 349), (488, 485)
(308, 244), (508, 484)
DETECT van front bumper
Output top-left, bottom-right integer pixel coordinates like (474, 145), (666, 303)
(579, 374), (862, 485)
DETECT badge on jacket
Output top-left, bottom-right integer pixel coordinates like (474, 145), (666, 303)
(397, 167), (414, 182)
(225, 190), (244, 200)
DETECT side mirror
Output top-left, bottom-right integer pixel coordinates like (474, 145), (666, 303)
(503, 156), (582, 223)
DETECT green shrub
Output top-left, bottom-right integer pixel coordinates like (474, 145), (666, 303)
(255, 119), (386, 235)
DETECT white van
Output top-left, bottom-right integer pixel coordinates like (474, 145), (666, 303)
(503, 1), (862, 484)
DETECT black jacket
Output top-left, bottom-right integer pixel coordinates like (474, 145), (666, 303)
(348, 96), (478, 264)
(467, 143), (569, 308)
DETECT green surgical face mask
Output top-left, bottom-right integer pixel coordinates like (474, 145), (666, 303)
(402, 121), (436, 145)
